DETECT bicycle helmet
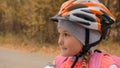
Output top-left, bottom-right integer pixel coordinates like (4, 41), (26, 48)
(51, 0), (115, 32)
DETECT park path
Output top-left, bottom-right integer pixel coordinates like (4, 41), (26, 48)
(0, 47), (54, 68)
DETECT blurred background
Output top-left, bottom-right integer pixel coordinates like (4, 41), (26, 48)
(0, 0), (120, 56)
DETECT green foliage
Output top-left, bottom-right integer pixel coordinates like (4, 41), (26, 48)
(0, 0), (119, 44)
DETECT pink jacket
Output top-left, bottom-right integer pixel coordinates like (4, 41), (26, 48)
(54, 52), (119, 68)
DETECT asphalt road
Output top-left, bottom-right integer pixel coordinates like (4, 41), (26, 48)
(0, 47), (54, 68)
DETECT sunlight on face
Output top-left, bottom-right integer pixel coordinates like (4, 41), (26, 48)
(58, 28), (83, 56)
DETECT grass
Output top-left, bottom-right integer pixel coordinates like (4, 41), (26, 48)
(0, 34), (120, 57)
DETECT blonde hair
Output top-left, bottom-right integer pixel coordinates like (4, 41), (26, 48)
(82, 50), (92, 68)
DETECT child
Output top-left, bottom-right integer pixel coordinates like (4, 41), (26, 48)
(50, 0), (119, 68)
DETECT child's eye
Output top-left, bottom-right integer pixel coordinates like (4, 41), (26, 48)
(64, 33), (70, 37)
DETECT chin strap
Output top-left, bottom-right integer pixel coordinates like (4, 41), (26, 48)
(71, 28), (102, 68)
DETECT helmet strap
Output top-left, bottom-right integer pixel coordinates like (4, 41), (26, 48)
(71, 28), (90, 68)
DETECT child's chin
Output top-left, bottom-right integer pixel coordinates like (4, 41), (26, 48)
(61, 53), (70, 57)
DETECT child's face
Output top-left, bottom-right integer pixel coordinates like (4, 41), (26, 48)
(58, 28), (83, 56)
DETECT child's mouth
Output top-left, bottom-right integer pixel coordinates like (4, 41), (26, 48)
(61, 47), (67, 51)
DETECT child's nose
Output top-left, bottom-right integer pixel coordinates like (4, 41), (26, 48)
(58, 36), (64, 46)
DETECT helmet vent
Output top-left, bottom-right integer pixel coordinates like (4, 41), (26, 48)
(73, 13), (96, 22)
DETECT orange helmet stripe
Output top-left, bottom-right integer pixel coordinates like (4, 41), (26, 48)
(58, 0), (74, 15)
(96, 17), (101, 31)
(90, 9), (103, 15)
